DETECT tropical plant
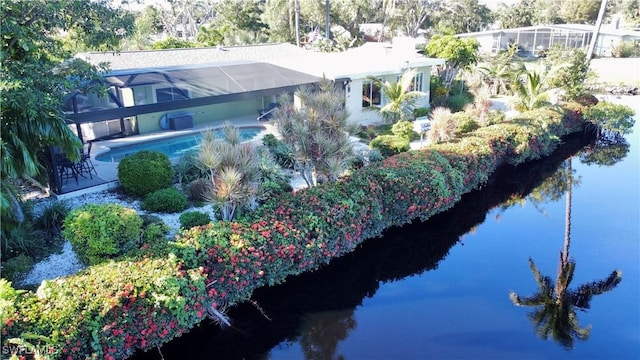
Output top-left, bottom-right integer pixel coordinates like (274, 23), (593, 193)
(542, 46), (591, 100)
(366, 69), (427, 123)
(424, 35), (480, 94)
(196, 24), (225, 46)
(427, 106), (456, 144)
(1, 0), (131, 233)
(511, 63), (564, 112)
(273, 78), (353, 186)
(197, 123), (263, 221)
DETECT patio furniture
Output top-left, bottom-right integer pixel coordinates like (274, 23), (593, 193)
(78, 141), (97, 179)
(257, 102), (280, 121)
(51, 147), (79, 185)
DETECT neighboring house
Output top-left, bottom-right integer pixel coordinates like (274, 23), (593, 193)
(457, 24), (640, 57)
(69, 39), (443, 142)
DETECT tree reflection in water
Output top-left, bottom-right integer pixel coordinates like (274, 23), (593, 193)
(510, 154), (623, 349)
(299, 309), (356, 360)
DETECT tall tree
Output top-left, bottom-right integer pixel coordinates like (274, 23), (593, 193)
(214, 0), (268, 34)
(263, 0), (297, 43)
(391, 0), (438, 37)
(495, 0), (535, 29)
(121, 5), (163, 50)
(155, 0), (215, 40)
(1, 0), (130, 228)
(432, 0), (493, 34)
(425, 34), (480, 94)
(531, 0), (564, 24)
(559, 0), (601, 24)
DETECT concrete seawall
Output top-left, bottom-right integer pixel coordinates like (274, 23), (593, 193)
(589, 58), (640, 85)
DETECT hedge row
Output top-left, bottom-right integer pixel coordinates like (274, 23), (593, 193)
(2, 104), (586, 359)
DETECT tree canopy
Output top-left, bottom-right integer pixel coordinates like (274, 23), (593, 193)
(1, 0), (131, 226)
(425, 34), (480, 91)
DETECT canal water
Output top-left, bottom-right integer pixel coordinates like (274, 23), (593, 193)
(133, 96), (639, 360)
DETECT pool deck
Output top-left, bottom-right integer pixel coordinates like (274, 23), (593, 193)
(54, 115), (277, 199)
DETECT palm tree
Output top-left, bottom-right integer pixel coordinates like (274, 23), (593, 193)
(510, 158), (622, 349)
(511, 63), (569, 112)
(367, 69), (426, 123)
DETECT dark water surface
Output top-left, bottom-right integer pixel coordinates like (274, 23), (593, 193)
(134, 97), (639, 359)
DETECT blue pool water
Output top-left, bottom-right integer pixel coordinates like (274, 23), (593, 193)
(95, 126), (267, 162)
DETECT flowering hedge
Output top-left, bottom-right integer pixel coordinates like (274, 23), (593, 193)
(2, 103), (587, 359)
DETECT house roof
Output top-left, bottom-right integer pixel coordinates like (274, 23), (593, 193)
(76, 43), (312, 71)
(270, 41), (444, 80)
(78, 41), (445, 83)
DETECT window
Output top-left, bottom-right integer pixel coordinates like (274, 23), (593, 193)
(362, 80), (381, 108)
(155, 87), (189, 103)
(411, 72), (423, 92)
(397, 72), (424, 92)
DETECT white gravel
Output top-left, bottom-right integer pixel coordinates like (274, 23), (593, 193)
(19, 189), (217, 287)
(19, 174), (311, 287)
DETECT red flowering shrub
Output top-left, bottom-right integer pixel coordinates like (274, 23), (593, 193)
(3, 103), (587, 359)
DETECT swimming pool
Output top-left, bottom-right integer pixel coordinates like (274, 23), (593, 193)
(95, 126), (267, 163)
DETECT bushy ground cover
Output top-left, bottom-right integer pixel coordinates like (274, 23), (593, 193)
(2, 102), (588, 360)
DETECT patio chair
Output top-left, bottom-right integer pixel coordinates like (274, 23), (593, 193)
(78, 141), (97, 179)
(257, 102), (280, 121)
(51, 146), (79, 185)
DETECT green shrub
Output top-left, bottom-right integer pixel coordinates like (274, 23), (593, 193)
(118, 151), (173, 197)
(186, 178), (211, 202)
(1, 254), (34, 283)
(33, 200), (71, 241)
(452, 112), (479, 134)
(179, 211), (211, 229)
(447, 94), (472, 112)
(63, 204), (143, 265)
(392, 120), (419, 140)
(142, 222), (170, 244)
(173, 152), (205, 186)
(413, 107), (430, 118)
(262, 134), (295, 169)
(351, 148), (384, 169)
(486, 110), (506, 125)
(612, 40), (640, 58)
(142, 187), (188, 213)
(369, 135), (410, 157)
